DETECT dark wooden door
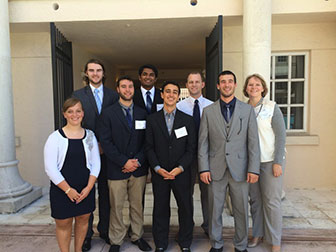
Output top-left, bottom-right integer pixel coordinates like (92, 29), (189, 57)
(205, 16), (223, 101)
(50, 23), (74, 129)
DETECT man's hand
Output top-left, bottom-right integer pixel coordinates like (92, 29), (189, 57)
(247, 173), (259, 184)
(157, 168), (175, 180)
(200, 172), (212, 184)
(169, 167), (183, 177)
(273, 163), (282, 177)
(122, 159), (139, 173)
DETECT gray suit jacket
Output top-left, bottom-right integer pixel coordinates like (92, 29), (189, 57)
(198, 98), (260, 182)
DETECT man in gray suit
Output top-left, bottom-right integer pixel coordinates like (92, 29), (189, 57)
(198, 70), (260, 252)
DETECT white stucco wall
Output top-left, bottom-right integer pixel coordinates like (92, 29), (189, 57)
(10, 32), (54, 186)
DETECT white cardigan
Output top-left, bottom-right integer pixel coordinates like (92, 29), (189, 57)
(44, 129), (101, 185)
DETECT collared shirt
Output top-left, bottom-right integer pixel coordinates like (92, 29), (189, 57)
(89, 83), (104, 102)
(163, 108), (176, 135)
(176, 95), (213, 117)
(220, 97), (236, 121)
(119, 101), (134, 119)
(140, 86), (155, 107)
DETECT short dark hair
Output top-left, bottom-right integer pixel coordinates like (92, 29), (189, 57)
(138, 64), (158, 78)
(62, 97), (82, 113)
(243, 73), (268, 98)
(116, 75), (133, 87)
(217, 70), (237, 84)
(187, 71), (205, 82)
(161, 80), (180, 95)
(83, 59), (106, 85)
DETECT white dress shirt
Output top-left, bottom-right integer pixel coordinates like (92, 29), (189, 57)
(140, 86), (155, 107)
(177, 95), (213, 117)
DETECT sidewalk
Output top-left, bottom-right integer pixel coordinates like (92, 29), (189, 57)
(1, 185), (336, 251)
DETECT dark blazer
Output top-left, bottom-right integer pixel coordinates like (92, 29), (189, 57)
(97, 102), (148, 180)
(145, 109), (196, 173)
(72, 85), (119, 134)
(133, 87), (163, 114)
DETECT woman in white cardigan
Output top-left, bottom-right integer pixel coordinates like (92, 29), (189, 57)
(44, 97), (100, 252)
(243, 74), (286, 252)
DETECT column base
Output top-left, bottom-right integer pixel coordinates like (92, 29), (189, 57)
(0, 186), (42, 214)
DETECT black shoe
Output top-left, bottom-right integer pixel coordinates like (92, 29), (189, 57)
(109, 245), (120, 252)
(82, 238), (91, 252)
(99, 233), (111, 244)
(155, 248), (165, 252)
(209, 247), (223, 252)
(131, 238), (152, 251)
(234, 248), (248, 252)
(181, 248), (191, 252)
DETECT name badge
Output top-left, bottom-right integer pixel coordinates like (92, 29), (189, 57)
(156, 104), (164, 111)
(135, 120), (146, 130)
(175, 126), (188, 139)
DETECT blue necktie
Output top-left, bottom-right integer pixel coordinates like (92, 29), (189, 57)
(125, 108), (132, 129)
(193, 99), (200, 133)
(146, 91), (152, 114)
(94, 89), (102, 114)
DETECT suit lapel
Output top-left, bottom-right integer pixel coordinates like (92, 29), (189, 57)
(102, 86), (109, 109)
(157, 110), (171, 140)
(115, 104), (131, 133)
(213, 101), (227, 138)
(228, 99), (241, 139)
(85, 86), (99, 115)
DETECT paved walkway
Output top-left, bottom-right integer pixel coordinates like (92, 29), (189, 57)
(1, 185), (336, 251)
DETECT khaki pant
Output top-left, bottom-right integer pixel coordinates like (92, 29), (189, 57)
(108, 175), (147, 245)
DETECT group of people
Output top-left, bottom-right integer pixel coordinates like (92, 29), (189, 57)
(43, 59), (286, 252)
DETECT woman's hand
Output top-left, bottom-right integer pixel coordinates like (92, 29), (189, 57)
(76, 186), (92, 204)
(66, 188), (81, 203)
(273, 163), (283, 177)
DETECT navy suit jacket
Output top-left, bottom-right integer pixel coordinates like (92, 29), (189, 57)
(72, 85), (119, 135)
(133, 87), (163, 114)
(97, 102), (149, 180)
(145, 109), (196, 175)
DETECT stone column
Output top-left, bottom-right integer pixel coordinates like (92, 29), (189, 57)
(243, 0), (272, 95)
(0, 0), (41, 213)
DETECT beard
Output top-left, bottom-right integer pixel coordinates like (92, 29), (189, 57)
(119, 93), (134, 101)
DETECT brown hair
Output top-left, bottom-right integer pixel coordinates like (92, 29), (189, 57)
(62, 97), (83, 113)
(187, 71), (205, 82)
(243, 73), (268, 98)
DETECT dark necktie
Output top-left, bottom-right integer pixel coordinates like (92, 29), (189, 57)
(146, 91), (152, 114)
(125, 108), (132, 129)
(193, 99), (200, 133)
(225, 104), (231, 123)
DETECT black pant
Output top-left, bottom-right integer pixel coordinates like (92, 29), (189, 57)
(152, 171), (194, 249)
(86, 154), (110, 238)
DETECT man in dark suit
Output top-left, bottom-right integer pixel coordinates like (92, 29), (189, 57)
(72, 59), (118, 251)
(133, 64), (163, 114)
(97, 76), (151, 252)
(145, 81), (196, 252)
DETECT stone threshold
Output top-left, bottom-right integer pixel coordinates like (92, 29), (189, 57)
(1, 225), (336, 242)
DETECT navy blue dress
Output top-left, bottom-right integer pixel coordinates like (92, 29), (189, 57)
(50, 129), (95, 219)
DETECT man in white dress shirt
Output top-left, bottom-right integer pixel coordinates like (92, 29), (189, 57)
(177, 72), (213, 236)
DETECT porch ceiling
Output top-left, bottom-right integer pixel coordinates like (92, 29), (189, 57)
(55, 17), (218, 70)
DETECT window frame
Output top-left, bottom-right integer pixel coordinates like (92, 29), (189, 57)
(270, 52), (309, 133)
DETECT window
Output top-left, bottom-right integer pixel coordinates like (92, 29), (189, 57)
(270, 52), (308, 132)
